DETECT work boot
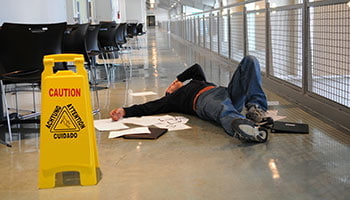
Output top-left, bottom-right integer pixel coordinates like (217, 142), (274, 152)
(232, 118), (268, 143)
(246, 104), (274, 128)
(246, 104), (266, 123)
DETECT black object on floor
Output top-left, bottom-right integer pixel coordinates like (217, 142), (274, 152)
(123, 128), (168, 139)
(271, 121), (309, 134)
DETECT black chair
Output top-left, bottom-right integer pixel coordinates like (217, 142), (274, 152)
(0, 22), (66, 141)
(63, 23), (93, 80)
(85, 24), (110, 87)
(126, 23), (140, 49)
(114, 23), (133, 69)
(98, 21), (120, 56)
(63, 23), (89, 60)
(115, 23), (128, 48)
(98, 22), (134, 82)
(63, 23), (102, 113)
(126, 23), (138, 38)
(98, 22), (121, 70)
(136, 23), (146, 36)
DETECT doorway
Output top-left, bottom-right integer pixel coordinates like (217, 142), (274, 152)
(147, 16), (156, 26)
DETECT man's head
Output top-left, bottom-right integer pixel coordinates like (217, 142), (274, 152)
(165, 80), (183, 95)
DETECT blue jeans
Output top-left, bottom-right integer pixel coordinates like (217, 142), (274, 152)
(195, 55), (267, 136)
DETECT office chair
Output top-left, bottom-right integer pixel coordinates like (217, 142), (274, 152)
(0, 22), (66, 141)
(85, 24), (110, 87)
(98, 22), (123, 80)
(126, 23), (140, 49)
(136, 23), (146, 36)
(62, 23), (102, 114)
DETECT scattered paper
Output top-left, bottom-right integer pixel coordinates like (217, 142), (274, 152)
(109, 127), (151, 138)
(121, 115), (190, 128)
(154, 122), (192, 131)
(268, 101), (280, 106)
(129, 91), (157, 96)
(266, 110), (287, 121)
(94, 118), (129, 131)
(95, 115), (191, 136)
(121, 116), (161, 126)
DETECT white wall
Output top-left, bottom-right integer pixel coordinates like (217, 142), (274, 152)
(125, 0), (146, 23)
(118, 0), (126, 23)
(95, 0), (114, 22)
(90, 0), (126, 23)
(66, 0), (89, 24)
(0, 0), (67, 25)
(0, 0), (147, 25)
(153, 7), (169, 25)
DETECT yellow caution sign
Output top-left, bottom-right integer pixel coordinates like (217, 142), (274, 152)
(39, 54), (99, 188)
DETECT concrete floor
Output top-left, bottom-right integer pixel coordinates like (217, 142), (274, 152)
(0, 27), (349, 200)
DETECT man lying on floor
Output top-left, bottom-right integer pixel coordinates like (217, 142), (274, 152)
(110, 55), (270, 143)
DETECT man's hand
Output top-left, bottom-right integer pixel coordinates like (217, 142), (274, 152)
(110, 108), (126, 121)
(165, 79), (183, 94)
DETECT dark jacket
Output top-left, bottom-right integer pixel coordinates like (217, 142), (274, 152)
(124, 64), (215, 117)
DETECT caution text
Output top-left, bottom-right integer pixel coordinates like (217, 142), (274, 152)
(49, 88), (81, 97)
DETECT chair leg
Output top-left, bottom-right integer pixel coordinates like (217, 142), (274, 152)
(93, 88), (100, 115)
(86, 62), (100, 115)
(99, 54), (111, 88)
(32, 83), (37, 113)
(15, 84), (19, 117)
(104, 50), (114, 82)
(1, 80), (13, 142)
(88, 62), (98, 86)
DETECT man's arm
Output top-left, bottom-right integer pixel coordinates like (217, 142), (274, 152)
(110, 96), (172, 121)
(176, 63), (206, 82)
(110, 108), (125, 121)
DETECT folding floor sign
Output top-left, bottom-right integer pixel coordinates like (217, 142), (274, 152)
(38, 54), (100, 188)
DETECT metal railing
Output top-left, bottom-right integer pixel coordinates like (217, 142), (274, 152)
(161, 0), (350, 131)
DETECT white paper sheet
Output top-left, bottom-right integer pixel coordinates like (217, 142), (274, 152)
(121, 115), (190, 129)
(109, 127), (151, 138)
(94, 118), (129, 131)
(129, 91), (157, 96)
(121, 116), (160, 126)
(265, 110), (287, 121)
(95, 115), (191, 135)
(267, 101), (280, 106)
(154, 123), (192, 131)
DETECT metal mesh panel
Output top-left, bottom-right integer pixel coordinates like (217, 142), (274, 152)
(189, 18), (194, 43)
(170, 21), (174, 34)
(199, 17), (204, 47)
(171, 21), (179, 36)
(310, 3), (350, 107)
(194, 17), (199, 44)
(183, 19), (187, 40)
(219, 14), (229, 58)
(204, 17), (210, 49)
(191, 17), (195, 43)
(247, 11), (266, 72)
(230, 12), (244, 62)
(186, 18), (190, 41)
(270, 7), (303, 87)
(211, 14), (219, 53)
(181, 20), (185, 38)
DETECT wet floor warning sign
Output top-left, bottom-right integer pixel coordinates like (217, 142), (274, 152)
(46, 104), (85, 138)
(38, 54), (99, 189)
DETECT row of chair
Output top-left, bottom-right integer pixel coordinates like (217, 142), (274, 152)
(0, 21), (146, 141)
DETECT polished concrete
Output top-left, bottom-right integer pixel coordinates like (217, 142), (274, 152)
(0, 27), (349, 200)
